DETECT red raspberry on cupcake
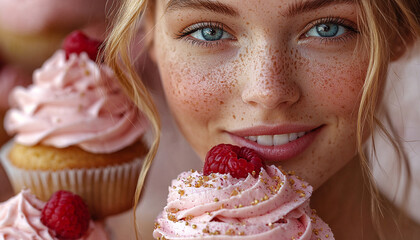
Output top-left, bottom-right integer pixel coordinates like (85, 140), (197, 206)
(203, 144), (264, 178)
(62, 31), (102, 61)
(41, 190), (91, 239)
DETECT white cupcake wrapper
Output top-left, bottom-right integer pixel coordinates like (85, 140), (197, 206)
(0, 140), (143, 219)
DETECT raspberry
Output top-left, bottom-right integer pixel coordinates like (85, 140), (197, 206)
(41, 191), (91, 239)
(62, 30), (102, 61)
(203, 144), (264, 178)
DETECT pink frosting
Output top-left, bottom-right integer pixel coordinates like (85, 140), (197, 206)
(4, 50), (147, 153)
(0, 0), (109, 34)
(153, 165), (334, 240)
(0, 190), (108, 240)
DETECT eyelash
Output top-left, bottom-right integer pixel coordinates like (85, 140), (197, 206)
(303, 17), (359, 43)
(175, 21), (231, 47)
(176, 17), (359, 47)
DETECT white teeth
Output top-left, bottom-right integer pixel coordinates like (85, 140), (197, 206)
(245, 131), (307, 146)
(248, 136), (257, 141)
(257, 135), (273, 146)
(273, 134), (289, 145)
(289, 133), (298, 141)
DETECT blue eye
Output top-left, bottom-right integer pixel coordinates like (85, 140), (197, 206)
(306, 23), (346, 38)
(188, 25), (233, 42)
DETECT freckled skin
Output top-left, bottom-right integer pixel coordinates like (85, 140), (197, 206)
(151, 0), (368, 189)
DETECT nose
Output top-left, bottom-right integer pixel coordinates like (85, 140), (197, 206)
(241, 46), (300, 109)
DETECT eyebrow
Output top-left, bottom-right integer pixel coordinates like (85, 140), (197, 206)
(166, 0), (239, 16)
(287, 0), (355, 16)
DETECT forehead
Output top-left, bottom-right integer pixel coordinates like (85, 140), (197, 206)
(162, 0), (356, 16)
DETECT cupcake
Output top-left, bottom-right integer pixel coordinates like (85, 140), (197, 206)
(1, 31), (148, 219)
(0, 189), (109, 240)
(153, 144), (334, 240)
(0, 0), (113, 72)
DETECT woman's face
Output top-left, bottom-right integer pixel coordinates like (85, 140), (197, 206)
(151, 0), (367, 189)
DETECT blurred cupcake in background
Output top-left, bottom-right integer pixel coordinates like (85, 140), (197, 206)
(0, 0), (119, 72)
(0, 0), (121, 205)
(1, 31), (149, 219)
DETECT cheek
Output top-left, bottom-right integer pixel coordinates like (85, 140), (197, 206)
(157, 52), (239, 122)
(300, 54), (367, 118)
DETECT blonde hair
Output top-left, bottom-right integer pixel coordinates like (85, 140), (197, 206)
(355, 0), (419, 237)
(103, 0), (420, 239)
(103, 0), (160, 238)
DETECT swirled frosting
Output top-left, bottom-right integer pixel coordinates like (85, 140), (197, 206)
(0, 190), (108, 240)
(0, 189), (53, 239)
(4, 50), (147, 153)
(153, 165), (334, 240)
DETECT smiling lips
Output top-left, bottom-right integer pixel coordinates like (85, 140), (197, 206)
(229, 125), (323, 162)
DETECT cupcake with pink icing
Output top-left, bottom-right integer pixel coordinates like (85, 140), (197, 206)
(0, 31), (148, 219)
(153, 144), (334, 240)
(0, 189), (109, 240)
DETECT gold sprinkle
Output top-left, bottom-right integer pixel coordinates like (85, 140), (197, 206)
(313, 229), (319, 235)
(167, 214), (177, 222)
(226, 229), (235, 235)
(192, 224), (197, 229)
(231, 190), (239, 196)
(178, 190), (185, 196)
(168, 208), (180, 213)
(154, 222), (160, 229)
(214, 198), (219, 202)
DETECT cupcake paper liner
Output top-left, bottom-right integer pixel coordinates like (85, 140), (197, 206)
(0, 141), (143, 219)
